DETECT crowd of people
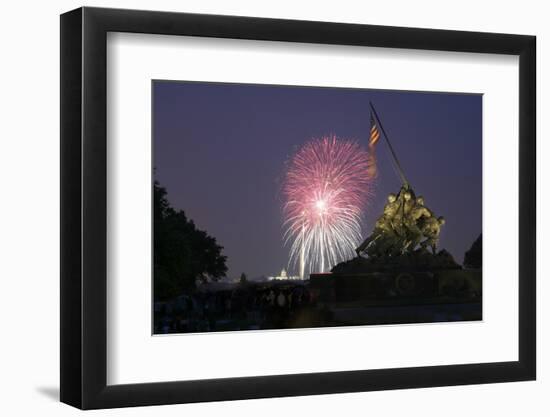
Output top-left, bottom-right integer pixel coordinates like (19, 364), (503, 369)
(154, 282), (315, 334)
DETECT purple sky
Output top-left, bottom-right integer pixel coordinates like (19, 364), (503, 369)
(153, 81), (482, 280)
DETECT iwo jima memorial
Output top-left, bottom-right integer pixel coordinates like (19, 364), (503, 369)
(155, 102), (482, 334)
(308, 103), (482, 325)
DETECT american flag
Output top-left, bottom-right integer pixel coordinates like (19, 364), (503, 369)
(369, 111), (380, 148)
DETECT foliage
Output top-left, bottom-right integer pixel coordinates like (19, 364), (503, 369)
(463, 234), (482, 269)
(154, 181), (227, 300)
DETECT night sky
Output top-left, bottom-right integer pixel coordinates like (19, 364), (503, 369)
(153, 81), (482, 280)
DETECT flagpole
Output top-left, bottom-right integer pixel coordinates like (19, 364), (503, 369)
(369, 101), (409, 187)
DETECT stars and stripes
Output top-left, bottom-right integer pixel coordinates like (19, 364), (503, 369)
(369, 111), (380, 148)
(366, 111), (380, 178)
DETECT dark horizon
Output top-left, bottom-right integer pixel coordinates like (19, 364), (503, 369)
(153, 81), (482, 280)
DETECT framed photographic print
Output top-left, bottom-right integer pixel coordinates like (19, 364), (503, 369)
(60, 7), (536, 409)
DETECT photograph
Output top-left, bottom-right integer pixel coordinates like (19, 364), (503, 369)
(152, 81), (483, 334)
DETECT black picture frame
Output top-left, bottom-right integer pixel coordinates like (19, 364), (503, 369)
(60, 6), (536, 410)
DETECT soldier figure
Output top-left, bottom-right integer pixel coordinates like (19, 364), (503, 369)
(383, 188), (411, 254)
(391, 188), (411, 232)
(383, 192), (400, 218)
(420, 216), (445, 254)
(402, 190), (416, 217)
(356, 193), (399, 256)
(404, 196), (432, 251)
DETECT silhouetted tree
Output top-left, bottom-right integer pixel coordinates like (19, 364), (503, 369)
(463, 234), (482, 268)
(239, 273), (248, 284)
(154, 181), (227, 300)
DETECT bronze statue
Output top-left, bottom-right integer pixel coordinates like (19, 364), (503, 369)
(394, 190), (410, 246)
(355, 193), (399, 257)
(404, 196), (432, 251)
(420, 216), (445, 254)
(356, 186), (445, 258)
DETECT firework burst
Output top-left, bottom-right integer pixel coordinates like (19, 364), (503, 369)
(283, 135), (376, 277)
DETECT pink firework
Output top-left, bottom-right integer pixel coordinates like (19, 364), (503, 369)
(283, 135), (376, 277)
